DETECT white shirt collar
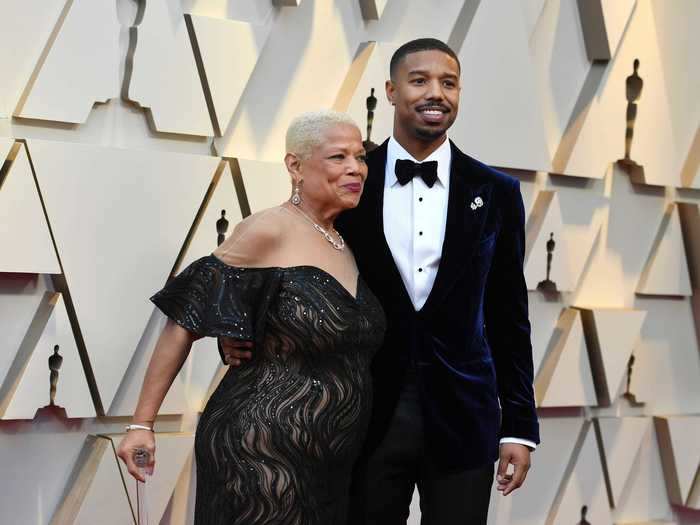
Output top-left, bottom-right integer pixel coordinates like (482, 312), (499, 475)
(386, 135), (452, 188)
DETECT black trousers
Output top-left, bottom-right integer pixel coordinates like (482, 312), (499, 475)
(347, 368), (494, 525)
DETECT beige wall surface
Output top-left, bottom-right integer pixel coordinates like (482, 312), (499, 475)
(0, 1), (699, 523)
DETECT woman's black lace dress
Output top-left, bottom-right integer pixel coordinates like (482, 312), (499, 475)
(151, 255), (386, 524)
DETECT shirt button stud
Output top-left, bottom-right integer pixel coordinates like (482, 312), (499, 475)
(419, 197), (423, 202)
(418, 267), (423, 272)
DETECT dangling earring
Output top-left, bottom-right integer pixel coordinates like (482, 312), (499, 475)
(291, 180), (302, 206)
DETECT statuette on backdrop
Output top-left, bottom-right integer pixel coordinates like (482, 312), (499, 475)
(34, 345), (68, 420)
(621, 353), (644, 407)
(617, 59), (645, 182)
(577, 505), (591, 525)
(216, 209), (229, 246)
(537, 232), (559, 295)
(363, 87), (379, 152)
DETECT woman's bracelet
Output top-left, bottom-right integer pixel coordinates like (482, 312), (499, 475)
(125, 424), (154, 432)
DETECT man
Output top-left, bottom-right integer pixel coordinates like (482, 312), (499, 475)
(224, 38), (539, 524)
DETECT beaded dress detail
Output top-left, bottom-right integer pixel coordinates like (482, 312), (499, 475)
(151, 254), (385, 524)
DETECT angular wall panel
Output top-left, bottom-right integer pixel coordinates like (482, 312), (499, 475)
(0, 0), (68, 118)
(574, 164), (666, 308)
(110, 162), (240, 417)
(186, 14), (266, 136)
(450, 0), (551, 171)
(520, 0), (547, 38)
(0, 292), (47, 392)
(108, 310), (188, 417)
(335, 42), (397, 148)
(654, 416), (700, 506)
(127, 0), (213, 136)
(680, 127), (700, 189)
(359, 0), (388, 21)
(177, 161), (243, 271)
(114, 432), (195, 525)
(215, 0), (363, 161)
(596, 417), (651, 508)
(0, 137), (14, 161)
(536, 308), (597, 408)
(236, 158), (290, 213)
(633, 297), (700, 415)
(2, 293), (94, 419)
(548, 422), (612, 525)
(651, 1), (700, 190)
(578, 0), (637, 61)
(530, 0), (591, 168)
(614, 421), (673, 522)
(16, 0), (121, 124)
(0, 432), (88, 525)
(362, 0), (467, 46)
(580, 308), (647, 406)
(524, 191), (601, 293)
(564, 0), (685, 186)
(0, 142), (60, 274)
(27, 139), (218, 413)
(488, 417), (585, 525)
(50, 435), (133, 524)
(636, 204), (692, 297)
(528, 292), (565, 375)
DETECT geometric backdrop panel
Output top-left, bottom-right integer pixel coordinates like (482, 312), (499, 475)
(16, 0), (121, 124)
(26, 138), (218, 413)
(0, 0), (67, 118)
(126, 0), (213, 136)
(2, 292), (95, 419)
(451, 0), (551, 172)
(0, 142), (60, 274)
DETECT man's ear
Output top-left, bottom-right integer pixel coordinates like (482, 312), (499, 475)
(385, 79), (396, 106)
(284, 152), (302, 182)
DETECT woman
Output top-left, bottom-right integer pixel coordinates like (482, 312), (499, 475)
(117, 110), (386, 524)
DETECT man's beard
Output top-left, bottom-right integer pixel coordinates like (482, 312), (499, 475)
(414, 124), (447, 141)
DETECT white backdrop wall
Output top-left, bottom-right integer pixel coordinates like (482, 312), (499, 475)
(0, 1), (699, 524)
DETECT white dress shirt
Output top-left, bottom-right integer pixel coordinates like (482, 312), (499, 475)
(382, 136), (536, 451)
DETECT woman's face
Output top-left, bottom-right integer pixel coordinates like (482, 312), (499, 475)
(290, 123), (368, 213)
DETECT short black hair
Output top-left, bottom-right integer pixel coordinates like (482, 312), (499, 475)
(389, 38), (461, 79)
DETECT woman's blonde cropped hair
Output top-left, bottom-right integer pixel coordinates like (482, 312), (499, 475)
(285, 110), (359, 159)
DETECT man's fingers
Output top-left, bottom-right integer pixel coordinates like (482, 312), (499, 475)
(222, 340), (253, 349)
(227, 349), (252, 359)
(223, 348), (252, 367)
(502, 462), (529, 496)
(496, 455), (509, 481)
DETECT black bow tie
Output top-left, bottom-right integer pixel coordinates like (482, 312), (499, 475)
(394, 159), (438, 188)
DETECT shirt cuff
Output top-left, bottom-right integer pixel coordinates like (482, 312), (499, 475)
(499, 437), (537, 450)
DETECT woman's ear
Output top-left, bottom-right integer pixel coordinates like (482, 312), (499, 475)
(284, 152), (302, 183)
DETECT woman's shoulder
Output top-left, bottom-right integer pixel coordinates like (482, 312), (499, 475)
(212, 207), (289, 267)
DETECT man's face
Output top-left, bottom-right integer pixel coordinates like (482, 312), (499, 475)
(386, 49), (461, 141)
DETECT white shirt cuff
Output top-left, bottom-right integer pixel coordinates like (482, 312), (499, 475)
(499, 437), (537, 450)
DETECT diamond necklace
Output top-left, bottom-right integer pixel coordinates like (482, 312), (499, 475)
(292, 206), (345, 251)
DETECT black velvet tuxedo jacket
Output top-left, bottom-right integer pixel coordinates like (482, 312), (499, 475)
(336, 140), (540, 471)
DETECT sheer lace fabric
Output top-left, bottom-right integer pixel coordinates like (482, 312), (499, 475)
(151, 206), (386, 524)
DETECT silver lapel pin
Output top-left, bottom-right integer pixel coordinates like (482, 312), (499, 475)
(470, 196), (484, 210)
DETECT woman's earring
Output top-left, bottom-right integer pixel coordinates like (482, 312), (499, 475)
(291, 180), (302, 206)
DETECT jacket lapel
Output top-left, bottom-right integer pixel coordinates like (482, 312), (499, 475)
(421, 141), (492, 315)
(362, 141), (414, 311)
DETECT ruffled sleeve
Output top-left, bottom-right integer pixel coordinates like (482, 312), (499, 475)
(150, 255), (279, 340)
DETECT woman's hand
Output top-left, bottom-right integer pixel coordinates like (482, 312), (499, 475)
(117, 429), (156, 482)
